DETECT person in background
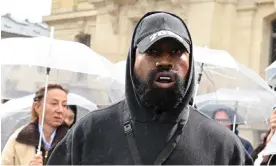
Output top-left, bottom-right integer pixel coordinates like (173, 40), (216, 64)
(212, 108), (254, 155)
(251, 130), (271, 164)
(64, 105), (77, 128)
(1, 84), (69, 166)
(252, 110), (276, 165)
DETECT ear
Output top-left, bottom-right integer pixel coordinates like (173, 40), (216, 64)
(33, 101), (42, 115)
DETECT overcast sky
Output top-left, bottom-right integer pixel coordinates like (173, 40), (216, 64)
(1, 0), (52, 23)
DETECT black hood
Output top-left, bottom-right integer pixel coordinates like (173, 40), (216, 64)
(125, 11), (195, 124)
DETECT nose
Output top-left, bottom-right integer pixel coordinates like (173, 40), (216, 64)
(56, 104), (64, 113)
(156, 52), (174, 69)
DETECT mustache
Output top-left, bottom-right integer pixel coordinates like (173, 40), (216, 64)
(155, 65), (178, 73)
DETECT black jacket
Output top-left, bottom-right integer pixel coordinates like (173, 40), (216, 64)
(47, 11), (253, 165)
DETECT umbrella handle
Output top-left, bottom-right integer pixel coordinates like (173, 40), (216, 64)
(197, 63), (204, 84)
(192, 63), (204, 107)
(232, 114), (237, 132)
(36, 68), (51, 154)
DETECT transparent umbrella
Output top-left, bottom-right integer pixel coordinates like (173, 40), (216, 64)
(265, 60), (276, 87)
(0, 92), (98, 116)
(193, 45), (239, 104)
(0, 36), (113, 77)
(194, 46), (273, 106)
(108, 60), (126, 103)
(0, 37), (123, 105)
(195, 88), (276, 125)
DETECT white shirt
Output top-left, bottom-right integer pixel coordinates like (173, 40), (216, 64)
(38, 124), (56, 150)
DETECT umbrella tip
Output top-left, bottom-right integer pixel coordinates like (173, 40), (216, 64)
(46, 67), (51, 75)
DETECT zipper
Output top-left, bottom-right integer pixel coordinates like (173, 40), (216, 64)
(42, 150), (49, 165)
(45, 150), (49, 159)
(41, 143), (56, 164)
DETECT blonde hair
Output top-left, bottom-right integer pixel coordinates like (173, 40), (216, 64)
(31, 84), (68, 121)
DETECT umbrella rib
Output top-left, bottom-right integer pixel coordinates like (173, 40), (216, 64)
(203, 70), (217, 97)
(203, 69), (236, 80)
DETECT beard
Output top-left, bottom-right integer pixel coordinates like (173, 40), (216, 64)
(133, 69), (187, 112)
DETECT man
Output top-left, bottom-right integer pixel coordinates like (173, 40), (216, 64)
(212, 108), (254, 155)
(47, 11), (253, 165)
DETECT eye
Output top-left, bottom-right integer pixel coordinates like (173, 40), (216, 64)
(51, 102), (58, 106)
(146, 48), (159, 56)
(171, 48), (184, 55)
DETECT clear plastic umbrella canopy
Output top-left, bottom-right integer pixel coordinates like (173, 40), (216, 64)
(108, 60), (126, 103)
(193, 45), (238, 69)
(193, 46), (273, 98)
(265, 61), (276, 86)
(1, 93), (98, 151)
(0, 92), (98, 116)
(0, 37), (113, 76)
(195, 88), (276, 124)
(0, 37), (123, 105)
(193, 46), (237, 95)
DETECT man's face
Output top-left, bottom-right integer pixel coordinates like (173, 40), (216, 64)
(214, 111), (231, 129)
(134, 38), (190, 111)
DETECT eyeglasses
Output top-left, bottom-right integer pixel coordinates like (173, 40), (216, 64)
(215, 119), (231, 125)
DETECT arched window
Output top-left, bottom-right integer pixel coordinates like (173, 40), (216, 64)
(75, 32), (91, 47)
(1, 99), (10, 104)
(269, 19), (276, 64)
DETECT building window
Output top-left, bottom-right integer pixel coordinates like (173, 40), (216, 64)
(270, 20), (276, 64)
(37, 66), (45, 73)
(1, 99), (10, 103)
(76, 73), (87, 82)
(3, 79), (17, 94)
(75, 32), (91, 47)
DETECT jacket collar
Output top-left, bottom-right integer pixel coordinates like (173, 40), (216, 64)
(16, 118), (68, 149)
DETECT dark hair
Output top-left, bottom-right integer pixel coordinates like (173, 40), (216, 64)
(31, 84), (68, 121)
(251, 130), (271, 160)
(212, 108), (239, 131)
(67, 105), (77, 128)
(212, 108), (235, 121)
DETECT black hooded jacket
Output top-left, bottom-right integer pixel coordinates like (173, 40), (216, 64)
(47, 11), (253, 165)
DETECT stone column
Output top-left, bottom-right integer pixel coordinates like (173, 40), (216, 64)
(209, 0), (237, 53)
(232, 4), (256, 67)
(186, 0), (217, 46)
(91, 0), (121, 62)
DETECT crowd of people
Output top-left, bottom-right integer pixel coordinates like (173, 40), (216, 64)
(2, 11), (276, 165)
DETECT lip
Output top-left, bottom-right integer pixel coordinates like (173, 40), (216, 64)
(54, 116), (63, 121)
(155, 71), (176, 82)
(154, 81), (176, 88)
(154, 71), (176, 88)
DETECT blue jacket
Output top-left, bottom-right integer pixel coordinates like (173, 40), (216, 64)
(235, 129), (254, 155)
